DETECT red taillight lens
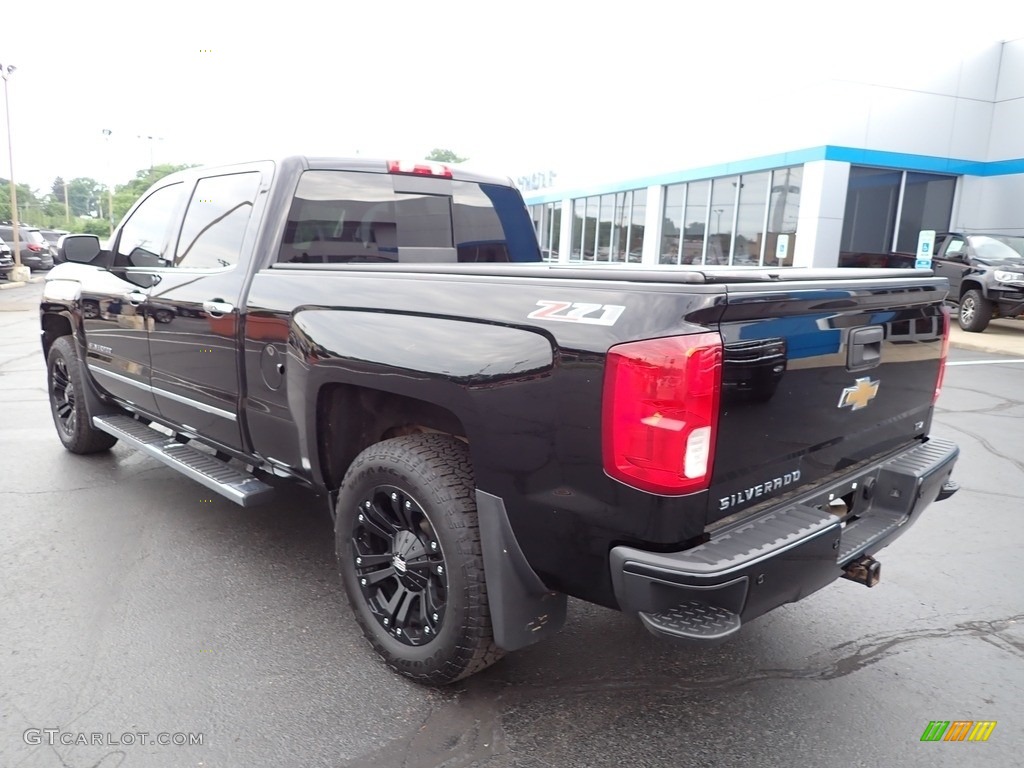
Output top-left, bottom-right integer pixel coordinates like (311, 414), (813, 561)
(27, 243), (44, 252)
(934, 305), (950, 403)
(602, 333), (723, 495)
(387, 160), (453, 178)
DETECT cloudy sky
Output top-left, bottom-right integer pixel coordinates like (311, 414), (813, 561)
(2, 0), (1020, 197)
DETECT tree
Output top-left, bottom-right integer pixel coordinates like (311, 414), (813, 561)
(425, 148), (467, 163)
(0, 179), (41, 223)
(66, 178), (105, 217)
(112, 163), (194, 221)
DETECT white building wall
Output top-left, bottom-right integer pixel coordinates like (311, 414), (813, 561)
(524, 39), (1024, 268)
(792, 161), (850, 268)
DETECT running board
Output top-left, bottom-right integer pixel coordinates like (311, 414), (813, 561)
(92, 414), (274, 507)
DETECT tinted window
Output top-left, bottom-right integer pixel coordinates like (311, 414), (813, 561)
(280, 171), (452, 264)
(279, 171), (540, 265)
(174, 172), (261, 269)
(452, 181), (541, 263)
(895, 173), (955, 253)
(116, 183), (184, 266)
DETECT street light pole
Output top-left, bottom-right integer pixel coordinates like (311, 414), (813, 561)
(1, 62), (25, 278)
(102, 129), (114, 234)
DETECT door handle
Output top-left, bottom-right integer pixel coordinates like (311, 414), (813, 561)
(203, 300), (234, 316)
(125, 291), (147, 305)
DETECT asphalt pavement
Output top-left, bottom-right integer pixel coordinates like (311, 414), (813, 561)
(1, 281), (1022, 767)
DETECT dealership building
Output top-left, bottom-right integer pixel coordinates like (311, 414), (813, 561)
(522, 37), (1024, 269)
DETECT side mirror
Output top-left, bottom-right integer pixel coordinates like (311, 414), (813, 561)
(60, 234), (103, 264)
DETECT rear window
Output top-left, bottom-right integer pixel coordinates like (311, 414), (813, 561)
(278, 170), (540, 265)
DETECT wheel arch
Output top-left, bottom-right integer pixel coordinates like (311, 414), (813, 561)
(959, 279), (986, 299)
(316, 382), (470, 494)
(41, 310), (74, 359)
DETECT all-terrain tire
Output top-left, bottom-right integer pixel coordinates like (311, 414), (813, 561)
(958, 288), (994, 333)
(335, 433), (504, 685)
(46, 336), (118, 454)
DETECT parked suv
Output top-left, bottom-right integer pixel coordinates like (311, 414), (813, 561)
(0, 224), (55, 271)
(931, 232), (1024, 332)
(40, 229), (69, 265)
(0, 238), (14, 279)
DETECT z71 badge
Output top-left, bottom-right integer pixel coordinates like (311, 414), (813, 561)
(527, 301), (625, 326)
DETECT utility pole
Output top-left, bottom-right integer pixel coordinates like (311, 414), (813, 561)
(63, 178), (70, 223)
(103, 129), (114, 234)
(137, 134), (164, 171)
(1, 61), (27, 281)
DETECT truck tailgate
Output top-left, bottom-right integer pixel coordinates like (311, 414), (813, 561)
(708, 276), (948, 526)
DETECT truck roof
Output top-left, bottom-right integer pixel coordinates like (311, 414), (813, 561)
(156, 155), (516, 188)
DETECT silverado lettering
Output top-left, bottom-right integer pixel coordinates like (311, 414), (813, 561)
(39, 155), (960, 686)
(718, 470), (802, 511)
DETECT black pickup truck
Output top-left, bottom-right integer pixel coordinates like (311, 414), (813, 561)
(40, 156), (959, 684)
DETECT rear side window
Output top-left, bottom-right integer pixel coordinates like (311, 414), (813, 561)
(452, 182), (541, 263)
(278, 170), (540, 264)
(173, 172), (262, 269)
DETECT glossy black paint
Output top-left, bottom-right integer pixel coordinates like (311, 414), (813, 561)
(39, 155), (954, 612)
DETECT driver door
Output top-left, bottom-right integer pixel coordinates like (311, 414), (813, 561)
(81, 182), (186, 415)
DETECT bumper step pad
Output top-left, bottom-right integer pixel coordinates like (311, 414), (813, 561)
(92, 414), (274, 507)
(639, 601), (741, 642)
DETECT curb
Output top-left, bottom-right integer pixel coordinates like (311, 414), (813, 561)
(0, 276), (45, 291)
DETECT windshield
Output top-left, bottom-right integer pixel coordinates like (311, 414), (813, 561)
(968, 235), (1024, 263)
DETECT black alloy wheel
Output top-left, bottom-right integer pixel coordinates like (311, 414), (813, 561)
(351, 485), (448, 646)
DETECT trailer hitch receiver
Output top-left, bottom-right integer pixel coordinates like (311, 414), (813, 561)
(842, 554), (881, 587)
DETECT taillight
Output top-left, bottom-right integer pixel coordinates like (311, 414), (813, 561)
(387, 160), (453, 178)
(934, 305), (950, 403)
(27, 243), (44, 252)
(602, 333), (723, 495)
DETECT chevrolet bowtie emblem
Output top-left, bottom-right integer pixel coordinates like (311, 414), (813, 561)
(839, 377), (880, 410)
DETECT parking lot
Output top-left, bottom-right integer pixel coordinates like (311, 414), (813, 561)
(1, 281), (1021, 768)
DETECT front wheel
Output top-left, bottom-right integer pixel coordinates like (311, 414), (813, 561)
(47, 336), (118, 454)
(335, 434), (504, 685)
(958, 289), (994, 333)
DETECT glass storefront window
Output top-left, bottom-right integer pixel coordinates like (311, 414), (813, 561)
(734, 172), (769, 265)
(683, 180), (709, 265)
(708, 176), (737, 265)
(767, 167), (801, 266)
(896, 173), (956, 253)
(597, 194), (614, 261)
(629, 189), (645, 263)
(571, 198), (585, 261)
(841, 167), (902, 254)
(661, 184), (685, 264)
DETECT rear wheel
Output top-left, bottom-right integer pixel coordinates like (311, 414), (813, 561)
(335, 434), (504, 685)
(47, 336), (118, 454)
(958, 289), (993, 333)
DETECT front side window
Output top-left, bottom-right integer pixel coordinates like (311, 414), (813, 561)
(174, 172), (262, 269)
(116, 183), (184, 266)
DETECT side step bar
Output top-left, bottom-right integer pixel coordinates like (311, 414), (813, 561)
(92, 415), (274, 507)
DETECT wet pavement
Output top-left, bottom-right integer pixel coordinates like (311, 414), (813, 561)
(1, 281), (1021, 767)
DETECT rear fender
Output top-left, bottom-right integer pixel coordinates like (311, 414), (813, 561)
(290, 309), (555, 488)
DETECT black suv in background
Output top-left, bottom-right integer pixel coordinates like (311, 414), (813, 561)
(931, 232), (1024, 332)
(0, 224), (55, 271)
